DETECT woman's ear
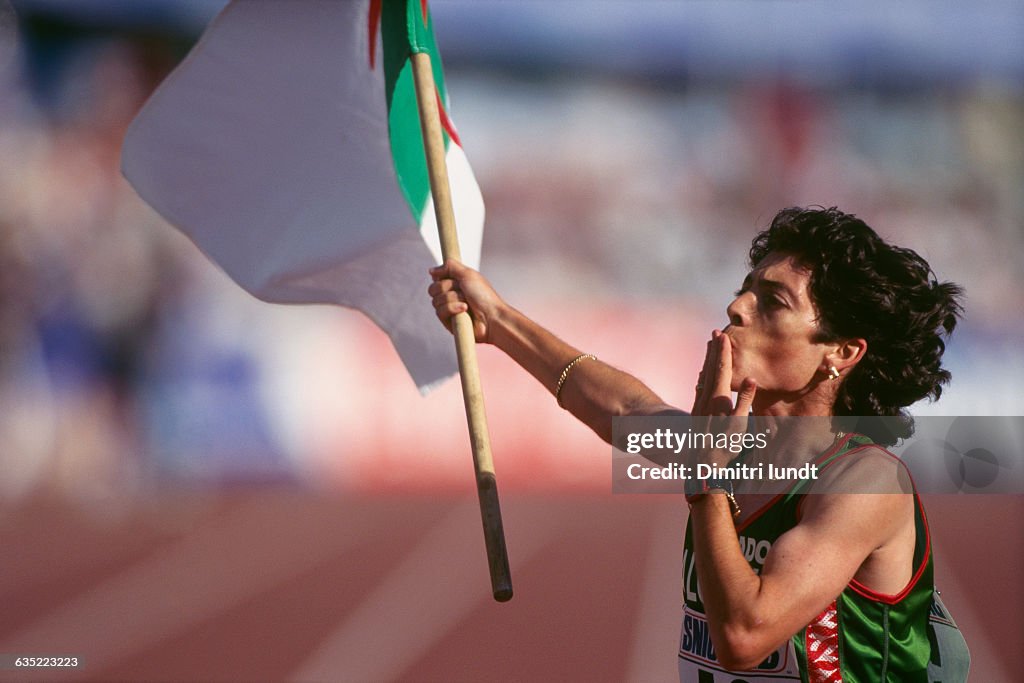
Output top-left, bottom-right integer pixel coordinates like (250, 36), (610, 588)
(824, 338), (867, 378)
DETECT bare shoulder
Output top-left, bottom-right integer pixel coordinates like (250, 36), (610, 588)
(793, 445), (908, 527)
(797, 444), (915, 559)
(810, 442), (913, 497)
(797, 444), (918, 593)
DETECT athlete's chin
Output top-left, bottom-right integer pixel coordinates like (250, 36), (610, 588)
(729, 367), (759, 393)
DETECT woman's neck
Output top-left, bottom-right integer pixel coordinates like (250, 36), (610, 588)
(751, 385), (835, 418)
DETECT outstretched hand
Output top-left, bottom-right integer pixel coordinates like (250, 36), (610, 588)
(428, 260), (503, 344)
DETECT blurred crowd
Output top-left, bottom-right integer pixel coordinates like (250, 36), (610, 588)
(0, 28), (289, 509)
(0, 6), (1021, 507)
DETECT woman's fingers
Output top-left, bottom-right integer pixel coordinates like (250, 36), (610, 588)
(432, 295), (467, 315)
(430, 258), (469, 282)
(429, 280), (464, 309)
(709, 332), (734, 415)
(690, 369), (706, 414)
(693, 331), (756, 419)
(428, 276), (467, 334)
(733, 377), (757, 416)
(427, 277), (458, 298)
(433, 301), (466, 333)
(429, 261), (453, 281)
(427, 259), (497, 344)
(694, 332), (718, 414)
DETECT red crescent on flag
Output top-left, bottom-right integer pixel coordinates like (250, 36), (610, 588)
(436, 90), (462, 148)
(368, 0), (458, 147)
(369, 1), (433, 69)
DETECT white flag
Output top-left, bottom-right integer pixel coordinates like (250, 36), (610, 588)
(122, 0), (484, 392)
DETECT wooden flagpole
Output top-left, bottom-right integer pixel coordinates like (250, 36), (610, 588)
(409, 51), (513, 602)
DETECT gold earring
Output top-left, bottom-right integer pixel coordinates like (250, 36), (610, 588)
(827, 366), (840, 381)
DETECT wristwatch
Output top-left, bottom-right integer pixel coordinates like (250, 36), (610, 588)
(685, 476), (740, 517)
(684, 476), (734, 503)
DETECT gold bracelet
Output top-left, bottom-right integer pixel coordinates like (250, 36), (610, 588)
(686, 478), (742, 519)
(722, 489), (742, 518)
(555, 353), (597, 407)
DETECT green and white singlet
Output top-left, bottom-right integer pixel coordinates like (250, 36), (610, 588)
(678, 433), (970, 682)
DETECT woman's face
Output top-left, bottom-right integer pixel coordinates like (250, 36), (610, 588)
(724, 251), (832, 394)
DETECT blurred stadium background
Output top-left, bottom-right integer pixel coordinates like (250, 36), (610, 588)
(0, 1), (1021, 681)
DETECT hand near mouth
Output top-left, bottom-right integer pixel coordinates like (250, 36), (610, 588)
(691, 329), (756, 417)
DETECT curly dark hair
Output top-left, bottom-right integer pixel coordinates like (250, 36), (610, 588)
(749, 206), (963, 443)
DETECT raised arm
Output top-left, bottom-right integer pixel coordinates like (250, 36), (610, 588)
(428, 259), (679, 443)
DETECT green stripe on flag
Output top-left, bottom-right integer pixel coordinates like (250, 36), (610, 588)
(381, 0), (452, 221)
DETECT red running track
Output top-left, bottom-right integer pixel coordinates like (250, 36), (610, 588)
(0, 492), (1018, 681)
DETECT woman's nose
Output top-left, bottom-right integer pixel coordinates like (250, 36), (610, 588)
(726, 294), (747, 327)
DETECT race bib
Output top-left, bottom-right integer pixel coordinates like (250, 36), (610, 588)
(678, 607), (800, 682)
